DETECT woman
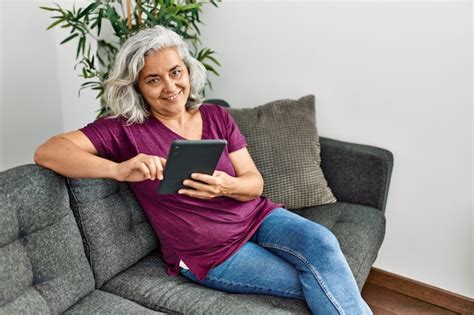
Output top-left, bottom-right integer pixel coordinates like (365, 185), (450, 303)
(35, 26), (372, 315)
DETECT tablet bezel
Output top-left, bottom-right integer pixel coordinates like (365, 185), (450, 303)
(157, 139), (227, 195)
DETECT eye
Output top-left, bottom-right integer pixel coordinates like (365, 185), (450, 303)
(171, 69), (182, 77)
(148, 78), (160, 85)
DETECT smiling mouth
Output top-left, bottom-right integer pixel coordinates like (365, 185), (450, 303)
(162, 90), (182, 101)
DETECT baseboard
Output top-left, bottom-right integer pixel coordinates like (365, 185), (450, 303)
(365, 267), (474, 315)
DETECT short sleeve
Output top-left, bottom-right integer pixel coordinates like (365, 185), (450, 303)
(79, 117), (129, 162)
(219, 107), (247, 153)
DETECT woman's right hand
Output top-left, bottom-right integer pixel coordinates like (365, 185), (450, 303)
(114, 153), (167, 182)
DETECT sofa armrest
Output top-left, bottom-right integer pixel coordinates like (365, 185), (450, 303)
(319, 137), (394, 213)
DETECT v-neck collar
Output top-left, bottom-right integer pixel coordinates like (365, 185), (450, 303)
(150, 105), (207, 140)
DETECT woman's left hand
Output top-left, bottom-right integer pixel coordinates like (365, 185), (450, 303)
(178, 170), (235, 199)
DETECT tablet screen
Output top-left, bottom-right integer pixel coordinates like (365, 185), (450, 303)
(157, 139), (227, 195)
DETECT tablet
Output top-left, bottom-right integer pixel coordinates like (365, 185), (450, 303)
(157, 139), (227, 195)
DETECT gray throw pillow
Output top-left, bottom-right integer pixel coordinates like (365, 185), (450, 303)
(228, 95), (337, 209)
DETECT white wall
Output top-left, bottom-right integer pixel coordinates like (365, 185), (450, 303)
(1, 0), (472, 298)
(198, 1), (473, 298)
(2, 1), (63, 169)
(0, 0), (98, 170)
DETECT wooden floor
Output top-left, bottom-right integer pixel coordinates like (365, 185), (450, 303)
(362, 282), (461, 315)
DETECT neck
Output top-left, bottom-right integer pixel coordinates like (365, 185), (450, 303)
(151, 108), (198, 129)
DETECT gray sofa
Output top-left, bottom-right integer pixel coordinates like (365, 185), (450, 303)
(0, 134), (393, 314)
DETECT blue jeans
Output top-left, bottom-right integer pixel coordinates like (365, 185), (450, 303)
(180, 207), (372, 315)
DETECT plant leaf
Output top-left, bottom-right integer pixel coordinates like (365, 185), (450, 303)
(46, 18), (65, 30)
(203, 63), (219, 76)
(39, 5), (61, 12)
(77, 2), (98, 20)
(206, 55), (221, 66)
(76, 36), (85, 58)
(60, 32), (79, 44)
(97, 8), (103, 36)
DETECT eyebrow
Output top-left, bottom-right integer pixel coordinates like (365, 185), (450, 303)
(144, 65), (181, 80)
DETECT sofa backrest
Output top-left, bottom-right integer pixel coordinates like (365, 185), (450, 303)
(67, 177), (158, 288)
(0, 165), (95, 314)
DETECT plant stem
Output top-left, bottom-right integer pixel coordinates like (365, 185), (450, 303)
(126, 0), (132, 30)
(152, 0), (158, 17)
(137, 0), (142, 26)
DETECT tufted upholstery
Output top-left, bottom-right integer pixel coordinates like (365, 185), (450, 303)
(101, 252), (311, 314)
(67, 178), (159, 288)
(0, 132), (392, 313)
(0, 165), (95, 314)
(292, 202), (386, 289)
(63, 290), (164, 314)
(95, 202), (383, 314)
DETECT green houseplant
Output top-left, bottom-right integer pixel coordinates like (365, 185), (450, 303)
(41, 0), (221, 117)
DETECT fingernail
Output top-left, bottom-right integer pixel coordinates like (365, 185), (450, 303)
(178, 190), (183, 194)
(191, 174), (197, 178)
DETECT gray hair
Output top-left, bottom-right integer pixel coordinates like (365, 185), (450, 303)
(105, 25), (207, 124)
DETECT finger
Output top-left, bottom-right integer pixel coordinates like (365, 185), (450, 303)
(135, 161), (151, 180)
(190, 173), (217, 185)
(142, 156), (157, 180)
(183, 179), (216, 193)
(154, 156), (164, 180)
(178, 188), (213, 200)
(159, 157), (167, 168)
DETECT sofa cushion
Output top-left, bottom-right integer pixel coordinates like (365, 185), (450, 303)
(101, 253), (311, 314)
(63, 290), (165, 314)
(99, 202), (384, 314)
(0, 164), (95, 314)
(67, 178), (158, 288)
(291, 203), (386, 290)
(228, 95), (336, 209)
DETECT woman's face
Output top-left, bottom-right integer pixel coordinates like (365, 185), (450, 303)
(138, 47), (191, 117)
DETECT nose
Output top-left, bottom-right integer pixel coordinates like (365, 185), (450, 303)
(163, 77), (177, 93)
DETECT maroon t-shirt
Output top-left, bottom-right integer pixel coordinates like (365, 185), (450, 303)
(80, 104), (281, 280)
